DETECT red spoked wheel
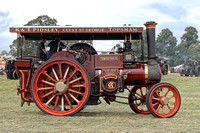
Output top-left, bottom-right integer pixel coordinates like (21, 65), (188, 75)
(146, 82), (181, 118)
(31, 58), (91, 116)
(128, 86), (149, 114)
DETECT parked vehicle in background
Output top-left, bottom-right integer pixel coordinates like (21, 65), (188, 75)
(179, 58), (200, 77)
(5, 60), (19, 79)
(156, 57), (169, 75)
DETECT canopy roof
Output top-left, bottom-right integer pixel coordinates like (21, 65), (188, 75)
(9, 26), (144, 40)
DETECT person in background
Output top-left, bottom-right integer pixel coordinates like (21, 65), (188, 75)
(46, 36), (66, 60)
(37, 36), (48, 60)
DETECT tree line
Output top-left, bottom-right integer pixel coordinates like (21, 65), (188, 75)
(156, 27), (200, 67)
(1, 15), (199, 67)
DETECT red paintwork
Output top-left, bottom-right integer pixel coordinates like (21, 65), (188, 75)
(95, 64), (146, 85)
(15, 58), (34, 103)
(82, 55), (95, 73)
(49, 51), (75, 60)
(15, 59), (32, 67)
(123, 64), (146, 85)
(16, 68), (33, 102)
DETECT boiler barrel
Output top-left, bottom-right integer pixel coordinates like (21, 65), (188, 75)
(123, 61), (161, 86)
(122, 64), (147, 85)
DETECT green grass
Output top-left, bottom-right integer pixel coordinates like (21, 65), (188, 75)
(0, 73), (200, 132)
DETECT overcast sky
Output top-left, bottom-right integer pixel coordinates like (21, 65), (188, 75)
(1, 0), (200, 51)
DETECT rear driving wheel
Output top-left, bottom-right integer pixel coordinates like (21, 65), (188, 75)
(31, 58), (91, 116)
(146, 83), (181, 118)
(128, 86), (149, 114)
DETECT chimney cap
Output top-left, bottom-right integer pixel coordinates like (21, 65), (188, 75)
(144, 21), (157, 29)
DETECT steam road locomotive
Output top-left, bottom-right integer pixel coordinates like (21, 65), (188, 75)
(9, 21), (181, 118)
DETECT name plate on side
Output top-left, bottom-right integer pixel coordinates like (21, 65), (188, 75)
(95, 54), (123, 69)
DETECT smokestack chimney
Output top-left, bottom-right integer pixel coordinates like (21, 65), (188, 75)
(144, 21), (157, 59)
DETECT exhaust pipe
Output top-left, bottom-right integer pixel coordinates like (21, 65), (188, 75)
(144, 21), (157, 59)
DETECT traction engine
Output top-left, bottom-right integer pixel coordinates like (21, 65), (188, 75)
(9, 21), (181, 118)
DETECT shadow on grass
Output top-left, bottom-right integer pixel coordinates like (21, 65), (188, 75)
(18, 103), (153, 118)
(25, 109), (152, 118)
(76, 111), (143, 117)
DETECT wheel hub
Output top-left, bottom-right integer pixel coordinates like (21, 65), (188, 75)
(54, 79), (69, 95)
(161, 97), (169, 105)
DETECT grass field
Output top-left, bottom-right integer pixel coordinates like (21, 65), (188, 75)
(0, 73), (200, 133)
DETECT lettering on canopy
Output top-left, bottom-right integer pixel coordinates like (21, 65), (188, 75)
(9, 27), (143, 33)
